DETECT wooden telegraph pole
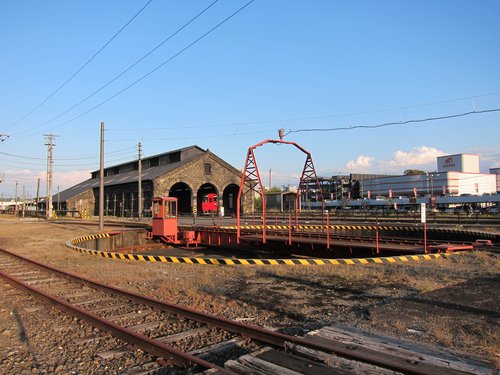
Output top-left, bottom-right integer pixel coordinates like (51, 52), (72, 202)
(99, 122), (104, 231)
(138, 142), (142, 221)
(36, 178), (41, 213)
(43, 134), (57, 219)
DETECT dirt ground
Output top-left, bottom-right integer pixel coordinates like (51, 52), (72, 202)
(0, 218), (499, 373)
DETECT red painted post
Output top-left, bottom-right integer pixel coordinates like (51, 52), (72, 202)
(424, 222), (427, 254)
(376, 221), (379, 254)
(326, 211), (330, 250)
(288, 214), (292, 246)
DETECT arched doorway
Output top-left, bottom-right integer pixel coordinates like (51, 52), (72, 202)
(197, 183), (218, 215)
(169, 182), (192, 214)
(223, 184), (239, 216)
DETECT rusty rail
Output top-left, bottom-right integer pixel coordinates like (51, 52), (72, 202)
(0, 268), (231, 373)
(0, 248), (474, 375)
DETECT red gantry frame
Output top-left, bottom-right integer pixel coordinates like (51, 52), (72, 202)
(236, 130), (324, 244)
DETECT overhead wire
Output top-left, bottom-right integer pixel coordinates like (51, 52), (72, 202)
(0, 158), (103, 169)
(107, 128), (270, 142)
(285, 108), (500, 135)
(12, 0), (219, 136)
(0, 146), (136, 161)
(3, 0), (154, 131)
(0, 156), (132, 168)
(104, 106), (500, 142)
(106, 91), (500, 132)
(0, 148), (137, 173)
(18, 0), (256, 136)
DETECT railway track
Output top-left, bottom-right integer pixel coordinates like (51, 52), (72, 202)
(196, 225), (470, 251)
(0, 247), (480, 374)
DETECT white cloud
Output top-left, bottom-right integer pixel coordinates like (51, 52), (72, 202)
(344, 146), (447, 174)
(54, 170), (91, 191)
(384, 146), (446, 166)
(345, 155), (374, 172)
(268, 170), (301, 187)
(469, 147), (500, 169)
(1, 169), (91, 197)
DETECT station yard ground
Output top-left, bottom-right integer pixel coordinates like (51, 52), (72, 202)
(0, 217), (499, 372)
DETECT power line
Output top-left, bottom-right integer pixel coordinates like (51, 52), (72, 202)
(27, 0), (256, 135)
(107, 128), (270, 142)
(105, 106), (500, 142)
(3, 0), (153, 131)
(103, 90), (500, 132)
(12, 0), (219, 136)
(0, 158), (47, 167)
(0, 147), (135, 161)
(285, 108), (500, 135)
(0, 157), (134, 168)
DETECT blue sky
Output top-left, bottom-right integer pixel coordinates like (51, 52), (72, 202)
(1, 0), (499, 198)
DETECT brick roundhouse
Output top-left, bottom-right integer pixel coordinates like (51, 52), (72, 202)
(55, 146), (244, 217)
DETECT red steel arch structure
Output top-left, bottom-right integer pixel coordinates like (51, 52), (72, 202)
(236, 130), (324, 243)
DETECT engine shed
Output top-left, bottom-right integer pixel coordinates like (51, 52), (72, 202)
(55, 146), (247, 218)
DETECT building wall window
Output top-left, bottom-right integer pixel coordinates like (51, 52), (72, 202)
(169, 151), (181, 163)
(150, 157), (159, 167)
(204, 163), (212, 175)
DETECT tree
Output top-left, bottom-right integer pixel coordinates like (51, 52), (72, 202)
(404, 169), (426, 175)
(254, 196), (262, 211)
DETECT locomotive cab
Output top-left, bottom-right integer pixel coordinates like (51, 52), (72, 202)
(151, 196), (178, 243)
(202, 193), (218, 215)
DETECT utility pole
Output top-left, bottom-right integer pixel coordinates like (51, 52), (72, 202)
(36, 177), (41, 213)
(14, 180), (18, 218)
(44, 134), (57, 219)
(99, 122), (104, 231)
(22, 185), (26, 217)
(138, 142), (142, 221)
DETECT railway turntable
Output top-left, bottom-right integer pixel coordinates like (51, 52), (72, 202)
(143, 197), (475, 259)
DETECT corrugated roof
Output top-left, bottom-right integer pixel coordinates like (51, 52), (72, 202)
(55, 146), (206, 202)
(90, 145), (205, 174)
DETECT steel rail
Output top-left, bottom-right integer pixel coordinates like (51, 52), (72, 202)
(0, 267), (231, 374)
(223, 227), (441, 251)
(0, 248), (473, 375)
(183, 225), (460, 246)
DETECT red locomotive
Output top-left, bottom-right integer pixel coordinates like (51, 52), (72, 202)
(201, 193), (218, 215)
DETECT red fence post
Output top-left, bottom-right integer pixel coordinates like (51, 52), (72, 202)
(326, 211), (330, 250)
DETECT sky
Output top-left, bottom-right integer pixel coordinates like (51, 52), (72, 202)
(1, 0), (500, 199)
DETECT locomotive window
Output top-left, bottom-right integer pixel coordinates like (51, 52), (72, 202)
(164, 200), (177, 218)
(153, 202), (160, 216)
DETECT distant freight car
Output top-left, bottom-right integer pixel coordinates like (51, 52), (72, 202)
(202, 193), (218, 215)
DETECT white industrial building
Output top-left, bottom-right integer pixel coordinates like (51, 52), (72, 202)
(490, 167), (500, 192)
(361, 154), (497, 198)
